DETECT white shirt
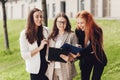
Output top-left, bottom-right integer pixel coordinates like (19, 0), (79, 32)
(54, 35), (63, 68)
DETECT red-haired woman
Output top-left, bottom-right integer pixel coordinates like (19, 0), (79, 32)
(75, 11), (107, 80)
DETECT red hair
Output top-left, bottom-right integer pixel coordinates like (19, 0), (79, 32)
(76, 11), (103, 62)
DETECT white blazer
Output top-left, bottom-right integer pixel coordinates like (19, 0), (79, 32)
(19, 26), (48, 74)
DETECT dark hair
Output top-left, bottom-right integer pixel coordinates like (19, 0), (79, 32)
(48, 12), (72, 40)
(25, 8), (43, 44)
(76, 10), (103, 62)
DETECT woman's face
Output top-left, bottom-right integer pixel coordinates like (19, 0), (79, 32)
(56, 17), (66, 31)
(33, 11), (42, 27)
(76, 17), (86, 31)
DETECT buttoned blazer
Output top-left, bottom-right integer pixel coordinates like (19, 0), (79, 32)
(46, 31), (78, 80)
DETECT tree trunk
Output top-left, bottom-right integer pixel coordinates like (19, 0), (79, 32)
(41, 0), (48, 26)
(2, 1), (9, 49)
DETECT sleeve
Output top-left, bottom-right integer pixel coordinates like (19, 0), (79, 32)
(75, 29), (79, 38)
(80, 43), (93, 56)
(43, 26), (49, 39)
(19, 30), (32, 60)
(75, 29), (85, 47)
(70, 32), (78, 46)
(61, 43), (93, 56)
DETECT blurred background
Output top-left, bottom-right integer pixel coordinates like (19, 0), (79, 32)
(0, 0), (120, 80)
(0, 0), (120, 20)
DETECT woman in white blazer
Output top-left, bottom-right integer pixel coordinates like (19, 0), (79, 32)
(46, 12), (78, 80)
(19, 8), (49, 80)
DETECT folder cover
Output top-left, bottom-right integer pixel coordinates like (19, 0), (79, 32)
(48, 47), (68, 63)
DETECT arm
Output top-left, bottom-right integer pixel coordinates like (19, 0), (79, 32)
(75, 29), (85, 47)
(79, 43), (93, 56)
(61, 43), (93, 56)
(19, 30), (48, 60)
(71, 32), (78, 45)
(31, 40), (48, 57)
(19, 30), (31, 60)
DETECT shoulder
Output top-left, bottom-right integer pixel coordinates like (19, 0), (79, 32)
(43, 26), (49, 31)
(94, 26), (103, 34)
(19, 29), (27, 41)
(43, 26), (49, 34)
(75, 29), (84, 34)
(67, 31), (77, 38)
(43, 26), (49, 38)
(20, 29), (26, 37)
(65, 31), (78, 45)
(69, 31), (75, 35)
(68, 31), (76, 35)
(98, 27), (103, 33)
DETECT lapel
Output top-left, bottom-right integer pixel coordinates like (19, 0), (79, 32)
(49, 32), (69, 47)
(60, 32), (69, 46)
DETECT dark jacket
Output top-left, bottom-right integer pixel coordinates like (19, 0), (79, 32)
(75, 29), (107, 66)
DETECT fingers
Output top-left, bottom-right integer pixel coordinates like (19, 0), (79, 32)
(76, 53), (80, 56)
(60, 53), (80, 62)
(75, 44), (82, 48)
(41, 39), (48, 43)
(60, 54), (69, 62)
(39, 39), (48, 50)
(68, 55), (74, 62)
(69, 53), (77, 58)
(69, 52), (80, 58)
(41, 39), (48, 45)
(60, 54), (75, 62)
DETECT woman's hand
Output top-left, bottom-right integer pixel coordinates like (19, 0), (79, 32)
(60, 54), (69, 62)
(60, 53), (78, 62)
(69, 52), (80, 58)
(39, 39), (48, 50)
(75, 44), (82, 48)
(31, 39), (48, 57)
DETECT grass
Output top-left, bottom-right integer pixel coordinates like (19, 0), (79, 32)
(0, 19), (29, 80)
(0, 19), (120, 80)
